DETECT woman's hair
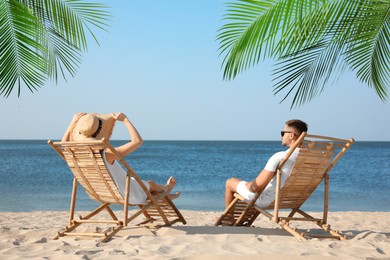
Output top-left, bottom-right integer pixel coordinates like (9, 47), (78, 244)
(286, 119), (308, 136)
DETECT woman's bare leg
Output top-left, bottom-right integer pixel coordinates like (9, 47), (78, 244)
(148, 176), (177, 193)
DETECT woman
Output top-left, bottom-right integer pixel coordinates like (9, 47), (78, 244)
(62, 112), (180, 204)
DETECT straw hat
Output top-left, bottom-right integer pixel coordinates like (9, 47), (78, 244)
(71, 113), (116, 141)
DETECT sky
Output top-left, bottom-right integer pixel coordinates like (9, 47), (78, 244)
(1, 1), (389, 141)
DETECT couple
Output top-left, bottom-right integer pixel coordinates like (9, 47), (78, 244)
(63, 112), (307, 208)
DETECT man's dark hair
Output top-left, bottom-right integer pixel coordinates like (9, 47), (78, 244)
(286, 119), (308, 136)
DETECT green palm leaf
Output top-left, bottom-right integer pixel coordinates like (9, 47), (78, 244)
(0, 0), (47, 97)
(273, 41), (346, 108)
(343, 0), (390, 100)
(0, 0), (110, 97)
(218, 0), (390, 107)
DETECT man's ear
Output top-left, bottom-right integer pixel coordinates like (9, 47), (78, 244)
(290, 132), (296, 140)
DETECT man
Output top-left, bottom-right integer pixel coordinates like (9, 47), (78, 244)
(224, 119), (308, 208)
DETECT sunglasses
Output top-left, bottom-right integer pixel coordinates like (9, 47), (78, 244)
(281, 131), (295, 137)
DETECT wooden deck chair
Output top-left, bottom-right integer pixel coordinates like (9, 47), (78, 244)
(215, 133), (355, 241)
(48, 138), (186, 242)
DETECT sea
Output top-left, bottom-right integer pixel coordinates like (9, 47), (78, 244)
(0, 140), (389, 212)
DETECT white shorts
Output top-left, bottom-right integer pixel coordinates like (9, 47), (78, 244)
(236, 181), (271, 208)
(236, 181), (256, 201)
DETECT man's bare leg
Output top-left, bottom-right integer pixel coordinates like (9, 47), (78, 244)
(222, 177), (242, 224)
(225, 177), (241, 207)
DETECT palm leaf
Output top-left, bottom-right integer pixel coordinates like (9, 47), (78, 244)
(0, 0), (47, 97)
(218, 0), (390, 107)
(0, 0), (110, 97)
(218, 0), (283, 80)
(273, 40), (346, 108)
(20, 0), (110, 82)
(218, 0), (328, 80)
(343, 0), (390, 100)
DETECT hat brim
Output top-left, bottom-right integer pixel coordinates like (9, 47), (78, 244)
(70, 113), (116, 141)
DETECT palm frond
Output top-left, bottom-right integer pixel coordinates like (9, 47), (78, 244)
(218, 0), (331, 80)
(344, 0), (390, 100)
(273, 40), (345, 108)
(218, 0), (283, 80)
(0, 0), (47, 97)
(0, 0), (110, 97)
(19, 0), (110, 50)
(218, 0), (390, 107)
(46, 27), (82, 82)
(274, 0), (359, 57)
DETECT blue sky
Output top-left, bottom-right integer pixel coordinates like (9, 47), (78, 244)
(1, 1), (389, 141)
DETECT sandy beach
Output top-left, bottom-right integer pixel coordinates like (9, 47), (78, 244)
(0, 210), (389, 259)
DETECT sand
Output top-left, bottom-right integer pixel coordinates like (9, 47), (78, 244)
(0, 210), (389, 259)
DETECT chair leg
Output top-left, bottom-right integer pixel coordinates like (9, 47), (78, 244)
(278, 220), (307, 241)
(163, 196), (187, 225)
(235, 200), (260, 226)
(54, 178), (79, 240)
(99, 225), (124, 243)
(280, 209), (347, 240)
(53, 220), (80, 240)
(319, 223), (347, 240)
(68, 178), (78, 225)
(54, 203), (123, 243)
(215, 197), (239, 226)
(242, 209), (261, 226)
(134, 193), (187, 227)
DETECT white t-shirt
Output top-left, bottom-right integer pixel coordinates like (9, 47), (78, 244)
(237, 148), (300, 207)
(258, 148), (300, 206)
(102, 150), (150, 204)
